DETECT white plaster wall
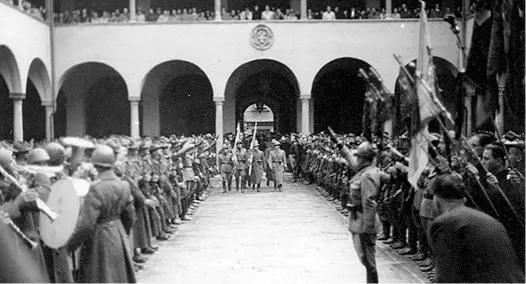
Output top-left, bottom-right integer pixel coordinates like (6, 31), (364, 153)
(53, 19), (459, 135)
(0, 3), (51, 99)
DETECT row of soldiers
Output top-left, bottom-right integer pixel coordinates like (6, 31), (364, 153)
(287, 130), (525, 283)
(0, 134), (218, 283)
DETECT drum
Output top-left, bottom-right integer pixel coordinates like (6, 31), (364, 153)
(39, 178), (90, 249)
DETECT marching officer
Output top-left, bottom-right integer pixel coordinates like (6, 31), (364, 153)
(268, 140), (287, 192)
(219, 144), (233, 193)
(248, 139), (264, 192)
(233, 141), (248, 192)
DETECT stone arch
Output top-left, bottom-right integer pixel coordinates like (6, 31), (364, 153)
(393, 56), (459, 135)
(27, 57), (52, 102)
(311, 57), (379, 134)
(23, 58), (52, 141)
(0, 45), (22, 94)
(55, 62), (130, 138)
(224, 59), (300, 135)
(140, 60), (214, 136)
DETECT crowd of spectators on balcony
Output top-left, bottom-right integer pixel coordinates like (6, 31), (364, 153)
(1, 0), (48, 21)
(50, 4), (467, 24)
(1, 0), (468, 24)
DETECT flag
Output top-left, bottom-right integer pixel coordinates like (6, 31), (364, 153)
(232, 122), (241, 163)
(394, 64), (417, 137)
(465, 3), (494, 129)
(407, 1), (443, 189)
(360, 67), (393, 142)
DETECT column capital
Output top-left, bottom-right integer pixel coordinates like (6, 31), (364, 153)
(9, 93), (25, 100)
(300, 94), (311, 101)
(213, 97), (225, 104)
(129, 97), (141, 103)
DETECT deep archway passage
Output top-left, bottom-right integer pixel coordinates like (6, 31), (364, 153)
(225, 59), (299, 135)
(393, 57), (458, 135)
(160, 74), (214, 136)
(24, 58), (52, 141)
(23, 80), (46, 141)
(0, 76), (14, 140)
(56, 62), (129, 138)
(312, 57), (374, 134)
(141, 60), (214, 137)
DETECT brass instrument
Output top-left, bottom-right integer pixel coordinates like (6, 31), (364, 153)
(0, 165), (58, 222)
(1, 214), (38, 249)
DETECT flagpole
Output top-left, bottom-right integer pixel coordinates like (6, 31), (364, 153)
(248, 122), (257, 176)
(394, 53), (519, 225)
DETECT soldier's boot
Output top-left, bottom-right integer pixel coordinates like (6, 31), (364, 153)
(411, 252), (427, 261)
(236, 179), (240, 191)
(222, 181), (227, 193)
(378, 222), (391, 241)
(256, 183), (261, 192)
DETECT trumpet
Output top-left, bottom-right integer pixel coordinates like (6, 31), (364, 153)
(0, 165), (58, 222)
(1, 213), (38, 250)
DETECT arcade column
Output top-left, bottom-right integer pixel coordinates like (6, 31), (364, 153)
(385, 0), (392, 15)
(300, 94), (310, 135)
(214, 0), (222, 21)
(129, 0), (137, 22)
(42, 101), (54, 141)
(214, 97), (224, 151)
(10, 93), (25, 142)
(301, 0), (307, 19)
(130, 97), (140, 138)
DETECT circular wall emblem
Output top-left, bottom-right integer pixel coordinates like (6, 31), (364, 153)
(250, 24), (274, 50)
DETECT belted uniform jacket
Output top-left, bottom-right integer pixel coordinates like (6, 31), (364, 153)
(348, 162), (381, 234)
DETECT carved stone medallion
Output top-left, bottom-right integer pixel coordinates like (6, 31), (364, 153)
(250, 24), (274, 50)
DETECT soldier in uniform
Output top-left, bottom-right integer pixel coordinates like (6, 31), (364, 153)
(248, 139), (264, 191)
(63, 144), (136, 283)
(268, 140), (287, 192)
(219, 144), (233, 193)
(336, 140), (381, 283)
(233, 141), (247, 192)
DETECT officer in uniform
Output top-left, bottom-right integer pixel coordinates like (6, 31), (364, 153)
(219, 144), (233, 193)
(268, 140), (287, 192)
(248, 139), (264, 191)
(233, 141), (247, 192)
(336, 139), (381, 283)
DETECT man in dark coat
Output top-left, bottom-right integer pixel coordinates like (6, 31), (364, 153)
(429, 174), (525, 283)
(64, 145), (136, 283)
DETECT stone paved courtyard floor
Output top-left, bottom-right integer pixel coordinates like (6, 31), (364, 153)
(137, 176), (428, 284)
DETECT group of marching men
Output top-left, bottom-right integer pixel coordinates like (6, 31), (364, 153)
(0, 134), (218, 283)
(288, 130), (525, 283)
(217, 136), (288, 193)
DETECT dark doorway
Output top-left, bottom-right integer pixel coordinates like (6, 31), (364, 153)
(86, 76), (130, 137)
(23, 80), (46, 141)
(235, 71), (297, 134)
(159, 74), (214, 136)
(312, 58), (372, 134)
(0, 76), (13, 141)
(54, 91), (67, 138)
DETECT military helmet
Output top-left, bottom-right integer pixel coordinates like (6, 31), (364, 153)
(44, 142), (66, 166)
(353, 141), (378, 160)
(0, 149), (14, 169)
(91, 145), (116, 168)
(28, 148), (51, 165)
